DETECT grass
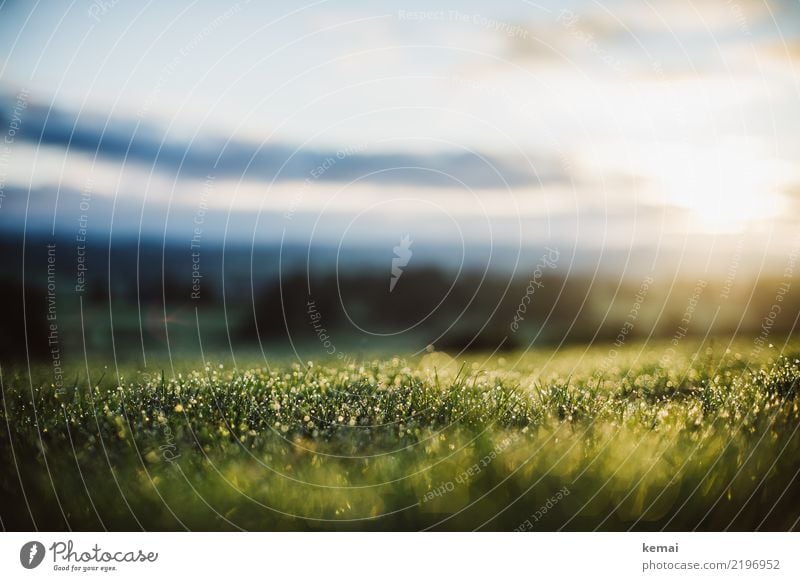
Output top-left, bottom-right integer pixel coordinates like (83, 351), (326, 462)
(2, 339), (800, 531)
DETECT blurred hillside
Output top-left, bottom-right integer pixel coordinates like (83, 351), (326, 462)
(1, 233), (796, 364)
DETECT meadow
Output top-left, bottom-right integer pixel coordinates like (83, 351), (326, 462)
(2, 339), (799, 531)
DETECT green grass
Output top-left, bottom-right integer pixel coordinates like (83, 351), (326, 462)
(2, 340), (800, 531)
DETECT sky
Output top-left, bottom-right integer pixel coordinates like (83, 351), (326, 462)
(1, 0), (799, 274)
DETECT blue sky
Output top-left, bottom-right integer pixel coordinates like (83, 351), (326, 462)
(1, 0), (799, 272)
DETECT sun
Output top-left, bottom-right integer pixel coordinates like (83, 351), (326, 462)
(646, 142), (787, 234)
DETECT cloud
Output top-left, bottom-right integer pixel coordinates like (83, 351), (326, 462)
(783, 183), (800, 208)
(762, 39), (800, 62)
(503, 10), (629, 64)
(0, 92), (569, 190)
(503, 0), (796, 79)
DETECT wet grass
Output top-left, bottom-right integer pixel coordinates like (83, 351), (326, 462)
(2, 340), (800, 530)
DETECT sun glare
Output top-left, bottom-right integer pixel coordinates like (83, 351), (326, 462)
(640, 142), (787, 234)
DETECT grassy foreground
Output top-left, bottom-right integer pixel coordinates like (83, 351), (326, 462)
(2, 340), (800, 531)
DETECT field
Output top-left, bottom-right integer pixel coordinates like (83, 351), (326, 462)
(2, 339), (800, 531)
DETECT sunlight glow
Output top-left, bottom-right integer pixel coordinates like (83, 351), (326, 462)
(651, 143), (787, 234)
